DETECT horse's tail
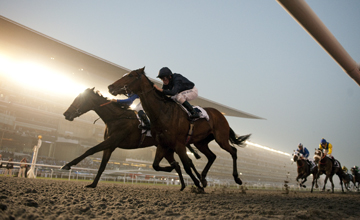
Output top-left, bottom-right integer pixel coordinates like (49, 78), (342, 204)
(229, 128), (250, 147)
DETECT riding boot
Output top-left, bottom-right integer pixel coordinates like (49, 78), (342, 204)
(182, 101), (199, 119)
(138, 110), (151, 130)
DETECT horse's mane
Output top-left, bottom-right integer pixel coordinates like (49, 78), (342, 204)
(87, 88), (131, 110)
(137, 68), (176, 104)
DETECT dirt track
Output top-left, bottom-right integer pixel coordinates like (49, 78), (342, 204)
(1, 176), (360, 220)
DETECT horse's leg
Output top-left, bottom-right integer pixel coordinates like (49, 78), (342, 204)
(164, 151), (186, 191)
(311, 174), (317, 193)
(85, 147), (115, 188)
(60, 137), (115, 170)
(329, 175), (335, 193)
(213, 131), (242, 185)
(188, 158), (202, 186)
(152, 145), (175, 173)
(193, 141), (216, 188)
(301, 177), (307, 188)
(175, 143), (203, 191)
(322, 174), (329, 191)
(338, 173), (344, 193)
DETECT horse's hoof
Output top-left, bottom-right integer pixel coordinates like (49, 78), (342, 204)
(302, 185), (307, 188)
(180, 186), (185, 191)
(60, 165), (71, 170)
(235, 178), (242, 185)
(84, 184), (96, 188)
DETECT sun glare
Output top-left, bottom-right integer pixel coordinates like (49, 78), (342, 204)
(245, 141), (291, 156)
(0, 55), (86, 97)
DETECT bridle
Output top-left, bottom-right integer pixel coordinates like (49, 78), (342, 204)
(68, 92), (87, 118)
(117, 72), (155, 97)
(314, 149), (328, 165)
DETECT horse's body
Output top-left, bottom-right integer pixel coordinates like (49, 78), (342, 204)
(293, 151), (318, 192)
(342, 173), (355, 191)
(108, 67), (250, 191)
(313, 149), (344, 193)
(350, 167), (360, 190)
(62, 88), (189, 189)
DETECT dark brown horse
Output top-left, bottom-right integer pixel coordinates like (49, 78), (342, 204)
(292, 151), (318, 192)
(108, 67), (250, 190)
(313, 149), (344, 193)
(342, 172), (355, 191)
(350, 166), (360, 190)
(61, 88), (195, 190)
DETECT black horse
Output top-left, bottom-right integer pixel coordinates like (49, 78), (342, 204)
(292, 151), (318, 192)
(313, 149), (344, 193)
(61, 88), (199, 190)
(350, 166), (360, 190)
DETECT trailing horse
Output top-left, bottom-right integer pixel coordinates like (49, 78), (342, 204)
(313, 149), (345, 193)
(342, 172), (355, 191)
(108, 67), (250, 191)
(61, 88), (197, 190)
(350, 167), (360, 190)
(292, 151), (318, 192)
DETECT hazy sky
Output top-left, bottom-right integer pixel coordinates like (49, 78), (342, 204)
(1, 1), (359, 168)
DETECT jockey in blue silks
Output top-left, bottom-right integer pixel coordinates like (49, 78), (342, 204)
(296, 143), (314, 171)
(112, 93), (151, 130)
(296, 143), (309, 159)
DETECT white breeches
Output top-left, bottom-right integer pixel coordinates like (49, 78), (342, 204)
(134, 102), (144, 112)
(171, 87), (198, 104)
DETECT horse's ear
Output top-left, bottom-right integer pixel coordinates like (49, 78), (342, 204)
(140, 67), (145, 75)
(91, 87), (95, 91)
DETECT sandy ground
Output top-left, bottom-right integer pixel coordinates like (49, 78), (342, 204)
(1, 176), (360, 220)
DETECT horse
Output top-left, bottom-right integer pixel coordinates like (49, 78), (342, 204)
(61, 87), (199, 190)
(313, 149), (344, 193)
(342, 172), (355, 191)
(108, 67), (250, 191)
(350, 167), (360, 190)
(292, 151), (318, 192)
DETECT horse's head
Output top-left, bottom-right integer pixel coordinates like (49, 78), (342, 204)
(108, 67), (150, 96)
(292, 150), (301, 162)
(313, 148), (323, 164)
(63, 87), (103, 121)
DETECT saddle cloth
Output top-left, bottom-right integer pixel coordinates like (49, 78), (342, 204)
(334, 160), (340, 168)
(180, 105), (209, 121)
(309, 160), (316, 169)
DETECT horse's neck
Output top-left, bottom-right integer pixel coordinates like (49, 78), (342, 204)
(138, 82), (181, 127)
(93, 100), (133, 123)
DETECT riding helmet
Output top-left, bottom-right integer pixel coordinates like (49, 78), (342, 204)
(298, 143), (303, 148)
(320, 138), (327, 144)
(157, 67), (173, 78)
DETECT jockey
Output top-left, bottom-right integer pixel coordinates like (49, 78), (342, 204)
(319, 138), (334, 160)
(342, 166), (348, 173)
(153, 67), (199, 119)
(296, 143), (309, 159)
(112, 93), (151, 130)
(353, 166), (359, 173)
(296, 143), (313, 170)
